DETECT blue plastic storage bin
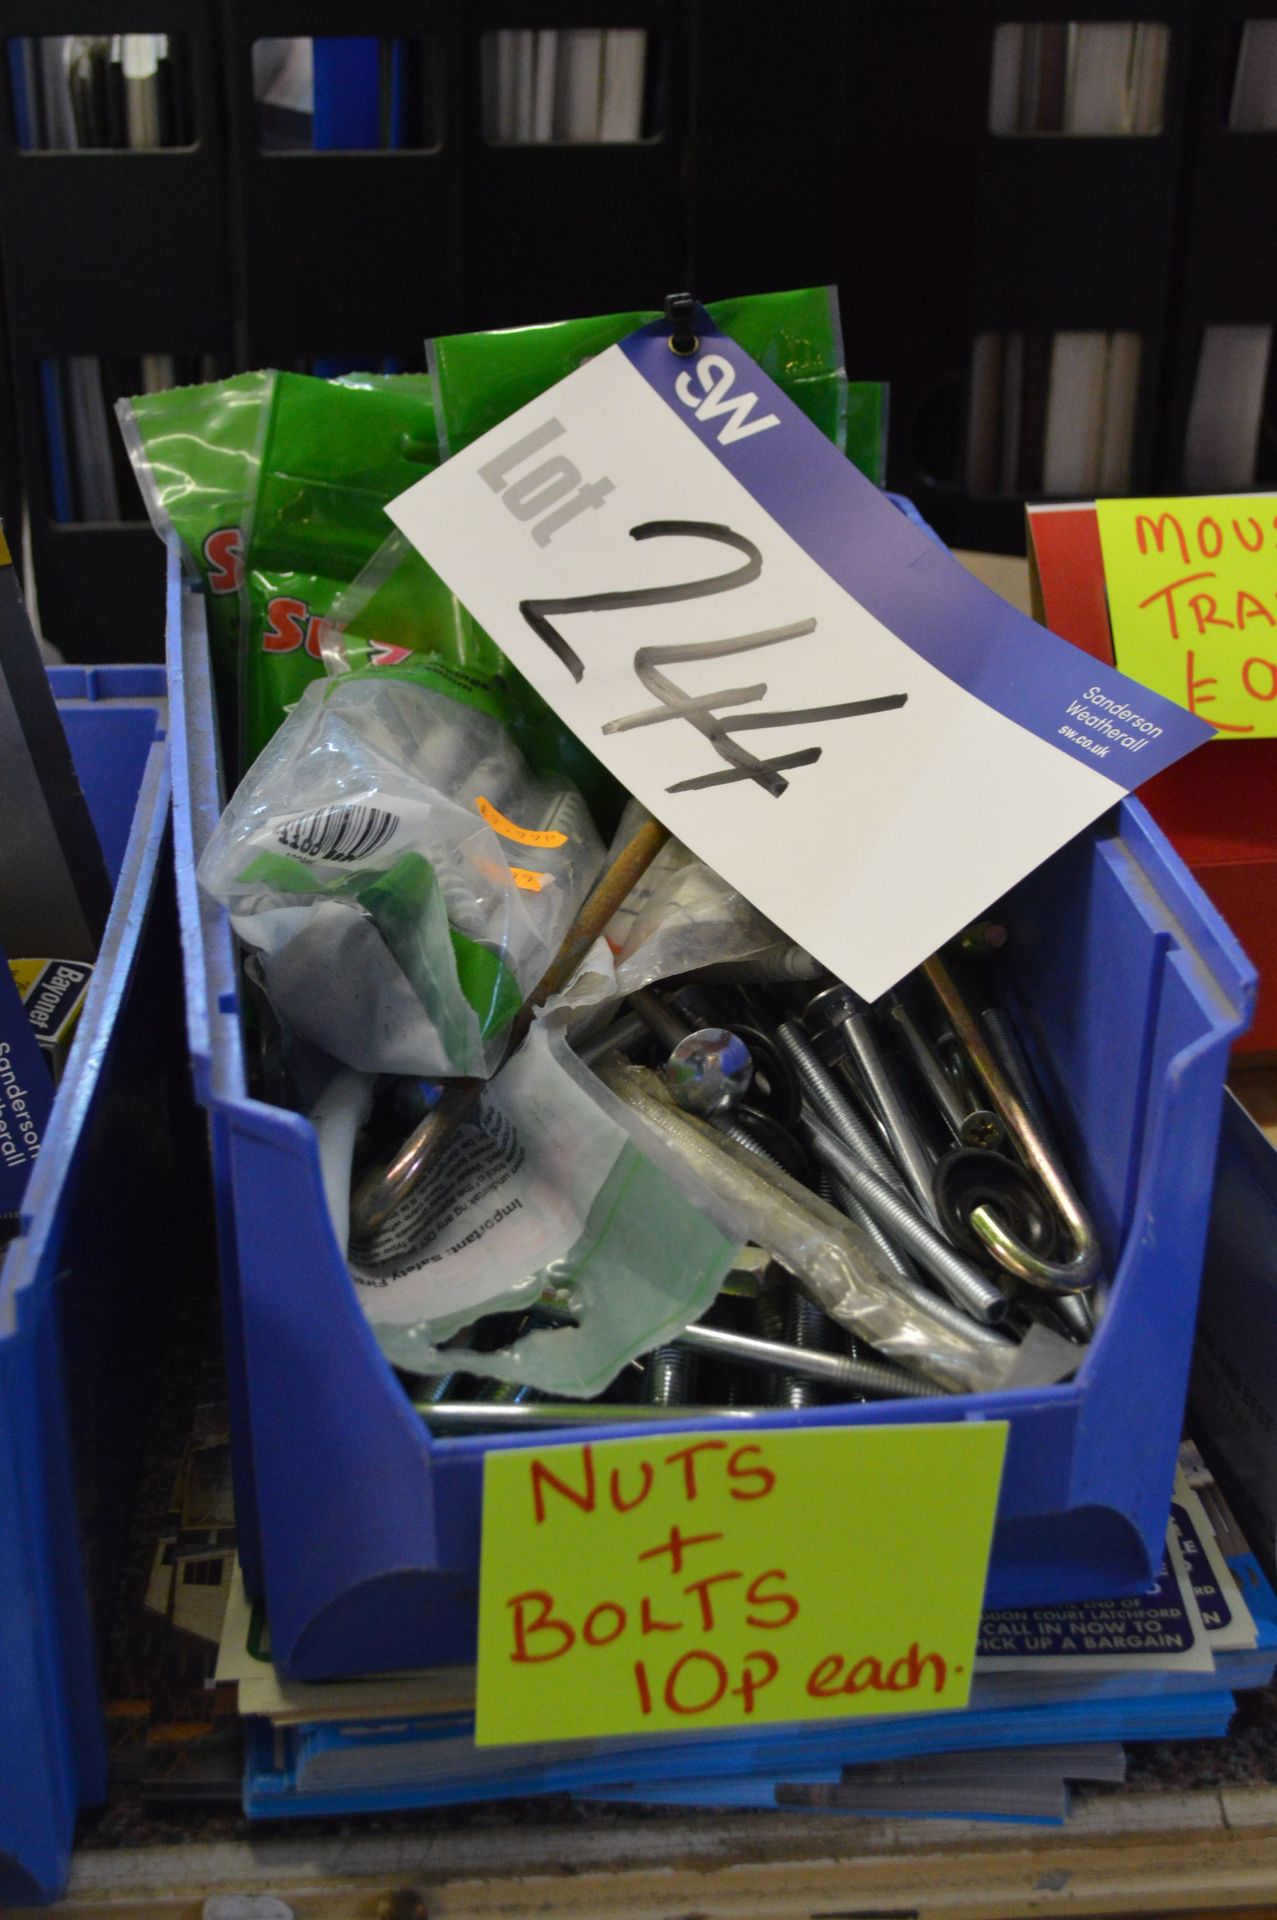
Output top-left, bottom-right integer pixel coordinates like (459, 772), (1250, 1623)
(167, 550), (1256, 1685)
(0, 667), (168, 1908)
(1191, 1093), (1277, 1569)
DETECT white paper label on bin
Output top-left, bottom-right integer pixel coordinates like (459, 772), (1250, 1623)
(387, 313), (1211, 999)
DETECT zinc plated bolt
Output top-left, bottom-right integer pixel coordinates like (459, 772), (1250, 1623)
(415, 1401), (763, 1430)
(805, 985), (939, 1222)
(803, 1115), (1010, 1329)
(698, 1067), (1015, 1358)
(676, 1319), (941, 1400)
(774, 1019), (907, 1194)
(412, 1374), (458, 1406)
(817, 1151), (927, 1301)
(888, 997), (1004, 1150)
(476, 1378), (542, 1404)
(781, 1288), (841, 1410)
(837, 1185), (1020, 1354)
(643, 1343), (696, 1405)
(710, 1111), (784, 1168)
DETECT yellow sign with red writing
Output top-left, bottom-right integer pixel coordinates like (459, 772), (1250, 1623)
(475, 1421), (1007, 1746)
(1097, 494), (1277, 738)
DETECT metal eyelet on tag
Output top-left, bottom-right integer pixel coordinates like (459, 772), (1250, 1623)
(664, 289), (699, 357)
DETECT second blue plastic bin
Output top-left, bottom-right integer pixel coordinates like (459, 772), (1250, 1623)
(168, 552), (1256, 1683)
(0, 666), (168, 1907)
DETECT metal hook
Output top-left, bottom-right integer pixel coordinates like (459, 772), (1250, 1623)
(921, 953), (1100, 1295)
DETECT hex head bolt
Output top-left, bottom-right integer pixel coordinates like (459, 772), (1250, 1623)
(803, 1115), (1010, 1329)
(804, 985), (940, 1221)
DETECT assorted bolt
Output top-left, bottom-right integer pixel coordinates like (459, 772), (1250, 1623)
(662, 1026), (754, 1116)
(396, 924), (1099, 1435)
(676, 1319), (941, 1400)
(415, 1400), (763, 1431)
(804, 984), (939, 1221)
(642, 1343), (696, 1406)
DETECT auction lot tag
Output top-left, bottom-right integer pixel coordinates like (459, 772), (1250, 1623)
(389, 312), (1209, 1000)
(475, 1421), (1007, 1746)
(1097, 493), (1277, 738)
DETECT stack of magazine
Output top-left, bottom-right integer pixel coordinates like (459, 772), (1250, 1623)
(215, 1443), (1277, 1825)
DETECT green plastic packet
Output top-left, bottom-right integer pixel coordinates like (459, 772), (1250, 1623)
(117, 370), (271, 726)
(430, 284), (886, 478)
(328, 530), (624, 834)
(198, 654), (605, 1079)
(238, 370), (460, 768)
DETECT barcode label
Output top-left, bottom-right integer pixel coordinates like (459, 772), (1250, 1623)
(277, 803), (398, 863)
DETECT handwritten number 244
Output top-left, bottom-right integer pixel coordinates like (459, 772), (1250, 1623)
(520, 520), (907, 800)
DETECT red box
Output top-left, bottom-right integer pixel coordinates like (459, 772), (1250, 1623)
(1028, 502), (1277, 1054)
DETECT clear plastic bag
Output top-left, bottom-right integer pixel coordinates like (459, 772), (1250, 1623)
(534, 806), (819, 1050)
(198, 660), (603, 1078)
(593, 1059), (1016, 1397)
(345, 1022), (739, 1397)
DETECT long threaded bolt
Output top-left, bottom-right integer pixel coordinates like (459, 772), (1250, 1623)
(804, 1116), (1010, 1328)
(817, 1160), (925, 1297)
(643, 1343), (695, 1405)
(677, 1320), (941, 1400)
(416, 1402), (763, 1430)
(477, 1379), (542, 1404)
(811, 1171), (1014, 1353)
(411, 1373), (458, 1406)
(710, 1114), (784, 1168)
(775, 1020), (907, 1193)
(806, 989), (939, 1222)
(752, 1269), (788, 1345)
(776, 1289), (837, 1410)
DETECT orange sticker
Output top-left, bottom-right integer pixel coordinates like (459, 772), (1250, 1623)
(511, 866), (550, 893)
(476, 794), (568, 849)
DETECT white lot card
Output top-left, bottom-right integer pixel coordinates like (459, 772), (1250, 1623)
(388, 312), (1211, 997)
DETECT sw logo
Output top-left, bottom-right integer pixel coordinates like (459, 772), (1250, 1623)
(674, 354), (780, 445)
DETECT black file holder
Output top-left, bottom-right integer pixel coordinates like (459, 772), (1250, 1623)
(221, 1), (691, 355)
(0, 2), (233, 664)
(460, 0), (690, 331)
(1158, 2), (1277, 489)
(220, 0), (466, 365)
(0, 0), (1242, 641)
(843, 0), (1194, 553)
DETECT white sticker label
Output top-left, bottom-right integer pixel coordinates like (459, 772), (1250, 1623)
(387, 323), (1209, 998)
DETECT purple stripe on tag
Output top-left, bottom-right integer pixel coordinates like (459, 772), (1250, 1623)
(620, 317), (1212, 791)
